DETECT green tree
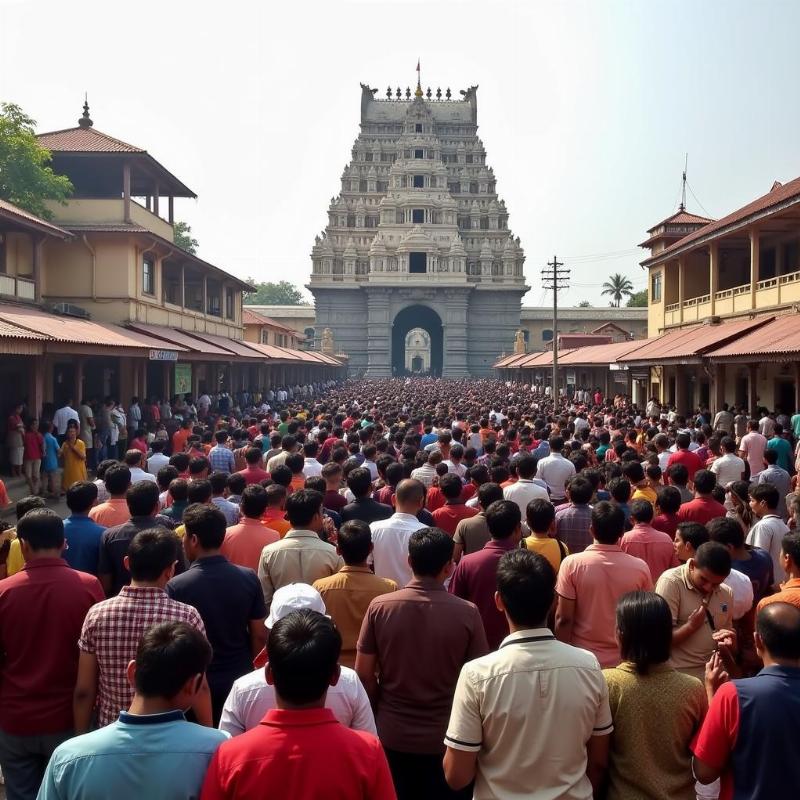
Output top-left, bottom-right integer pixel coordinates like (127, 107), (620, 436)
(577, 300), (592, 308)
(173, 220), (198, 254)
(601, 273), (635, 307)
(0, 102), (73, 219)
(626, 289), (648, 307)
(244, 280), (305, 305)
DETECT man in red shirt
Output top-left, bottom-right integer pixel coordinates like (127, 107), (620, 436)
(0, 508), (104, 798)
(676, 470), (727, 526)
(236, 446), (270, 486)
(620, 499), (679, 583)
(666, 432), (705, 483)
(200, 609), (395, 800)
(449, 499), (521, 649)
(432, 474), (478, 536)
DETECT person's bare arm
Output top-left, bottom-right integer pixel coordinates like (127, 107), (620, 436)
(452, 541), (464, 563)
(554, 595), (576, 644)
(73, 651), (98, 734)
(693, 756), (722, 785)
(672, 603), (707, 645)
(355, 651), (380, 707)
(586, 734), (610, 796)
(248, 619), (267, 659)
(443, 748), (478, 791)
(191, 675), (213, 727)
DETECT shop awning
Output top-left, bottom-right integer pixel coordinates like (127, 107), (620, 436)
(557, 339), (650, 366)
(705, 314), (800, 362)
(187, 331), (265, 359)
(127, 323), (233, 356)
(617, 317), (772, 365)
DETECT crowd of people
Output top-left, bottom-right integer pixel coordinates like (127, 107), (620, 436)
(0, 376), (798, 800)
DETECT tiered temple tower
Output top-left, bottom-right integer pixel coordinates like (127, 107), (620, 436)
(308, 78), (527, 377)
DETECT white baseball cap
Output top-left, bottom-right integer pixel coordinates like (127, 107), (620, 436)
(265, 583), (328, 629)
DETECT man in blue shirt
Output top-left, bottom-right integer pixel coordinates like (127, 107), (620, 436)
(62, 482), (105, 575)
(38, 620), (226, 799)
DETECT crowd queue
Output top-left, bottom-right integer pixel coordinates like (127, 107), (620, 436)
(0, 377), (798, 800)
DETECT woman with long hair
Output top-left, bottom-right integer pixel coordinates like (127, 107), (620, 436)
(602, 591), (707, 800)
(726, 479), (756, 534)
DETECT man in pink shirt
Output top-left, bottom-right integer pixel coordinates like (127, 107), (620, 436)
(221, 485), (279, 572)
(236, 447), (270, 486)
(620, 499), (679, 583)
(555, 501), (652, 668)
(738, 419), (768, 478)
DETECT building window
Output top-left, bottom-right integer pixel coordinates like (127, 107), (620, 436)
(409, 252), (427, 274)
(396, 210), (405, 224)
(542, 329), (553, 342)
(225, 288), (235, 319)
(142, 257), (155, 295)
(413, 175), (424, 188)
(522, 330), (530, 343)
(466, 154), (473, 164)
(651, 272), (662, 302)
(470, 182), (478, 194)
(414, 149), (424, 159)
(412, 209), (425, 224)
(415, 123), (423, 132)
(260, 329), (268, 344)
(207, 294), (221, 317)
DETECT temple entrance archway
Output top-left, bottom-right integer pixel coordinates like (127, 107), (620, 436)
(391, 305), (443, 376)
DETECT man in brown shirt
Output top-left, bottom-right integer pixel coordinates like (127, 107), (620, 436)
(453, 483), (503, 562)
(313, 520), (396, 668)
(356, 527), (488, 800)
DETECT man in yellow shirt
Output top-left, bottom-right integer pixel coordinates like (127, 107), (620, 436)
(3, 496), (48, 577)
(624, 462), (657, 506)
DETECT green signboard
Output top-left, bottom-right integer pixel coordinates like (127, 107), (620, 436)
(174, 363), (192, 395)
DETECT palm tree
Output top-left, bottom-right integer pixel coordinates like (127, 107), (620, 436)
(601, 273), (635, 307)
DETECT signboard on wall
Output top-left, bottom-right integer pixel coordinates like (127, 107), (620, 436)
(174, 363), (192, 395)
(149, 349), (178, 362)
(566, 370), (576, 385)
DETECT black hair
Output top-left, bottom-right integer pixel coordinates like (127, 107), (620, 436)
(526, 498), (555, 533)
(157, 465), (179, 491)
(285, 453), (304, 474)
(187, 479), (213, 505)
(127, 529), (180, 581)
(183, 503), (226, 549)
(95, 459), (118, 480)
(268, 610), (342, 705)
(496, 549), (555, 627)
(621, 461), (645, 484)
(756, 602), (800, 660)
(656, 486), (681, 515)
(484, 500), (522, 540)
(270, 464), (292, 488)
(694, 541), (732, 576)
(227, 472), (246, 495)
(15, 495), (45, 521)
(188, 456), (210, 475)
(693, 470), (716, 495)
(408, 527), (454, 577)
(265, 483), (287, 506)
(241, 484), (269, 518)
(209, 471), (229, 495)
(168, 478), (189, 502)
(285, 489), (323, 527)
(607, 477), (632, 503)
(66, 481), (98, 514)
(516, 454), (537, 479)
(16, 508), (64, 550)
(667, 463), (689, 486)
(104, 464), (132, 496)
(629, 499), (654, 524)
(439, 473), (463, 500)
(567, 476), (593, 505)
(592, 501), (626, 544)
(133, 621), (212, 699)
(346, 467), (372, 498)
(169, 452), (190, 472)
(477, 482), (504, 510)
(126, 480), (160, 517)
(616, 591), (672, 674)
(245, 447), (263, 465)
(750, 482), (780, 510)
(337, 519), (372, 564)
(676, 521), (709, 551)
(707, 516), (745, 549)
(781, 532), (800, 566)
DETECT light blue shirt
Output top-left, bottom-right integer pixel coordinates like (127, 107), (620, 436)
(37, 711), (227, 800)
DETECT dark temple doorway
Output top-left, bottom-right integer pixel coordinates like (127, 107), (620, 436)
(391, 305), (443, 376)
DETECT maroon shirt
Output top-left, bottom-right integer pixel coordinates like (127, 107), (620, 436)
(449, 538), (517, 649)
(431, 501), (479, 536)
(0, 558), (104, 735)
(652, 512), (680, 537)
(323, 489), (347, 513)
(676, 496), (728, 526)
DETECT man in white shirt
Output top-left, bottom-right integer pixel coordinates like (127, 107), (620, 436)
(302, 441), (323, 478)
(124, 450), (158, 483)
(444, 549), (612, 799)
(747, 482), (790, 588)
(411, 451), (441, 488)
(218, 583), (375, 736)
(503, 454), (549, 528)
(146, 441), (170, 475)
(535, 436), (576, 503)
(709, 437), (745, 488)
(369, 480), (427, 587)
(443, 444), (467, 480)
(53, 398), (80, 440)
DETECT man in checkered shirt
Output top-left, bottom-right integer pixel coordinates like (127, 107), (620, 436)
(208, 430), (236, 474)
(74, 528), (211, 732)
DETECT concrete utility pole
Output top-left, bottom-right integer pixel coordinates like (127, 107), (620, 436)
(542, 256), (570, 399)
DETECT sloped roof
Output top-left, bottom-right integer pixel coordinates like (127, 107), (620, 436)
(0, 198), (71, 239)
(642, 176), (800, 267)
(37, 126), (144, 153)
(705, 314), (800, 360)
(646, 209), (713, 233)
(242, 308), (298, 335)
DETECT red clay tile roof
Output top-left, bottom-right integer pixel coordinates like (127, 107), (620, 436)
(126, 323), (233, 356)
(646, 210), (713, 233)
(617, 317), (771, 364)
(0, 318), (49, 340)
(0, 198), (71, 239)
(706, 314), (800, 359)
(242, 308), (298, 335)
(188, 331), (265, 359)
(37, 126), (144, 153)
(642, 176), (800, 267)
(557, 339), (649, 365)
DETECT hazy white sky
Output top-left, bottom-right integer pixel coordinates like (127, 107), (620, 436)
(2, 0), (799, 306)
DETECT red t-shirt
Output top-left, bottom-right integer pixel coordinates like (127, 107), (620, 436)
(692, 681), (740, 800)
(676, 496), (727, 526)
(0, 558), (104, 735)
(666, 449), (706, 482)
(426, 486), (446, 513)
(432, 502), (479, 536)
(200, 708), (395, 800)
(237, 465), (270, 486)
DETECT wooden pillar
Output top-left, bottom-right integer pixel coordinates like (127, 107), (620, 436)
(750, 229), (760, 310)
(153, 184), (160, 217)
(123, 162), (132, 223)
(180, 264), (186, 309)
(168, 196), (174, 225)
(677, 257), (685, 323)
(75, 358), (85, 404)
(709, 242), (718, 316)
(28, 358), (44, 420)
(119, 357), (134, 409)
(748, 363), (758, 417)
(202, 276), (208, 316)
(163, 362), (171, 401)
(712, 362), (726, 415)
(32, 235), (43, 302)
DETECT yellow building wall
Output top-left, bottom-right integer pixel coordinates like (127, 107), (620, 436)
(2, 233), (34, 277)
